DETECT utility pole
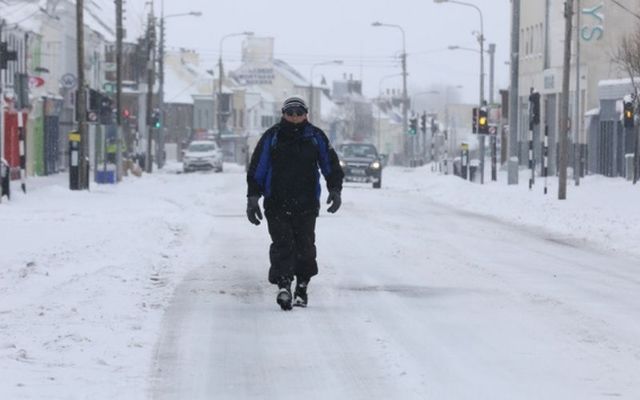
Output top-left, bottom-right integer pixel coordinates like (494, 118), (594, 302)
(573, 0), (581, 186)
(0, 20), (4, 170)
(475, 7), (486, 185)
(218, 52), (223, 140)
(76, 0), (88, 189)
(488, 43), (496, 105)
(558, 0), (574, 200)
(508, 0), (520, 185)
(489, 43), (496, 182)
(402, 51), (409, 165)
(145, 10), (156, 173)
(116, 0), (124, 179)
(158, 0), (166, 169)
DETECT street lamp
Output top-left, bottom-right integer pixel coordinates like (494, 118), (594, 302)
(447, 45), (478, 53)
(218, 31), (253, 140)
(371, 21), (410, 165)
(434, 0), (487, 183)
(447, 43), (496, 104)
(309, 60), (343, 122)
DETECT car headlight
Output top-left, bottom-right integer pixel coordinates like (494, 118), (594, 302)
(371, 161), (381, 169)
(339, 160), (346, 167)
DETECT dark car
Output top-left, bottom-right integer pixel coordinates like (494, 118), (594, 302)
(337, 143), (383, 189)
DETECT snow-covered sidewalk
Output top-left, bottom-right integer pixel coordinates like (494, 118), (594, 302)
(0, 165), (240, 398)
(388, 165), (640, 259)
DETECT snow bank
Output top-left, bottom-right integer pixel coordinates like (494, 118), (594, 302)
(385, 165), (640, 259)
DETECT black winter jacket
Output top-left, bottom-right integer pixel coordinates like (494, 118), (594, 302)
(247, 119), (344, 214)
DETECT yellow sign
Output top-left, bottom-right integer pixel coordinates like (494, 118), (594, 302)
(461, 143), (469, 151)
(69, 132), (81, 142)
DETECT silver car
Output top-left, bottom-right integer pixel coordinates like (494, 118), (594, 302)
(183, 140), (223, 173)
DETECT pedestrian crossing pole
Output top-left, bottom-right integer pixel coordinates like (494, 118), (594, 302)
(528, 124), (534, 190)
(528, 89), (540, 190)
(18, 111), (26, 193)
(544, 124), (549, 195)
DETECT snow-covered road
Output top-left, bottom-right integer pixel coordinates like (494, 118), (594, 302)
(151, 168), (640, 400)
(2, 164), (639, 399)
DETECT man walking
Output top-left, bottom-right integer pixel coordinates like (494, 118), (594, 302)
(246, 97), (344, 310)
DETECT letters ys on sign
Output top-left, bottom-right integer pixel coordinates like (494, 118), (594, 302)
(581, 3), (604, 41)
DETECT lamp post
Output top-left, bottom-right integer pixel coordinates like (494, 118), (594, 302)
(447, 44), (496, 105)
(158, 6), (202, 168)
(372, 21), (410, 165)
(309, 60), (342, 122)
(435, 0), (486, 183)
(218, 31), (253, 140)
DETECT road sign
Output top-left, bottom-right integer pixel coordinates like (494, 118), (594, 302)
(60, 73), (77, 89)
(103, 82), (116, 93)
(88, 111), (98, 123)
(29, 76), (45, 88)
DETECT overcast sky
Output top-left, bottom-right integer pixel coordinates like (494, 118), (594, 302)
(127, 0), (510, 106)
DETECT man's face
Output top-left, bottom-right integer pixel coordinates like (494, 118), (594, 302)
(282, 107), (308, 124)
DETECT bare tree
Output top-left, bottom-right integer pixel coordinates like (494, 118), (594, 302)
(614, 27), (640, 184)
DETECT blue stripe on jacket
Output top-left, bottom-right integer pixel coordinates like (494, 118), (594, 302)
(253, 131), (274, 197)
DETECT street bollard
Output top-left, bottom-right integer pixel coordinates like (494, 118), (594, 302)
(69, 131), (81, 190)
(461, 143), (470, 180)
(1, 158), (10, 201)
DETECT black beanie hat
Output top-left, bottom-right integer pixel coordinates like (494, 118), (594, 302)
(281, 96), (308, 113)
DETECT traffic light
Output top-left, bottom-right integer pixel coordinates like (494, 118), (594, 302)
(529, 91), (540, 127)
(151, 109), (161, 129)
(472, 107), (478, 134)
(99, 95), (114, 125)
(0, 42), (18, 70)
(409, 117), (417, 135)
(420, 113), (427, 134)
(478, 107), (489, 134)
(623, 99), (634, 128)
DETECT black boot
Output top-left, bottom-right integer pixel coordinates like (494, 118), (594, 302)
(276, 277), (293, 311)
(293, 280), (308, 307)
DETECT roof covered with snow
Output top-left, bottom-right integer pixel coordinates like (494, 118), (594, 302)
(0, 0), (141, 42)
(164, 50), (214, 104)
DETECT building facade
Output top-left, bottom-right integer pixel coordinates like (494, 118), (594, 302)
(517, 0), (639, 176)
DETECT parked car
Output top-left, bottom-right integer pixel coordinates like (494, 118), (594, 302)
(183, 140), (223, 173)
(337, 142), (383, 189)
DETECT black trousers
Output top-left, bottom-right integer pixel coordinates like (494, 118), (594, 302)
(266, 211), (318, 285)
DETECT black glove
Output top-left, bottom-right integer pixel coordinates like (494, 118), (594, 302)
(326, 190), (341, 213)
(246, 196), (263, 225)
